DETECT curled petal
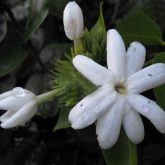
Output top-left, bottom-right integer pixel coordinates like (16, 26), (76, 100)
(107, 29), (126, 81)
(123, 104), (144, 143)
(127, 94), (165, 133)
(0, 92), (36, 111)
(127, 63), (165, 93)
(96, 97), (125, 149)
(73, 55), (114, 86)
(126, 42), (146, 76)
(0, 111), (15, 122)
(1, 101), (37, 129)
(69, 84), (117, 129)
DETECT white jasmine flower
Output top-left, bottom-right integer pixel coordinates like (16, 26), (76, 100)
(0, 87), (38, 129)
(69, 29), (165, 149)
(63, 1), (84, 40)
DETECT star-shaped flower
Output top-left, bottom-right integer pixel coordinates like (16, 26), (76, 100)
(68, 29), (165, 149)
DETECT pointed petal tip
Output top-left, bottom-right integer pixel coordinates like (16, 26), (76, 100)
(107, 29), (122, 42)
(71, 111), (96, 130)
(71, 122), (85, 129)
(128, 63), (165, 93)
(71, 123), (80, 129)
(159, 128), (165, 134)
(107, 29), (123, 42)
(97, 136), (116, 149)
(1, 122), (13, 129)
(129, 41), (146, 56)
(72, 55), (84, 65)
(130, 134), (144, 144)
(107, 29), (119, 35)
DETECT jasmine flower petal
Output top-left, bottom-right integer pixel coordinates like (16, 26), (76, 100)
(0, 91), (36, 111)
(0, 111), (15, 122)
(127, 63), (165, 93)
(127, 94), (165, 133)
(123, 105), (144, 143)
(107, 29), (126, 81)
(69, 84), (117, 129)
(96, 97), (125, 149)
(73, 55), (114, 86)
(0, 91), (12, 100)
(126, 42), (146, 76)
(1, 101), (37, 129)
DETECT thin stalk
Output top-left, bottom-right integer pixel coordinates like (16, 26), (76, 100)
(37, 89), (58, 105)
(73, 38), (83, 55)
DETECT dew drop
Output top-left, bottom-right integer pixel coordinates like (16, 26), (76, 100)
(12, 87), (25, 97)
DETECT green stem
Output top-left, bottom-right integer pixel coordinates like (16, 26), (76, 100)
(37, 89), (58, 105)
(73, 38), (83, 55)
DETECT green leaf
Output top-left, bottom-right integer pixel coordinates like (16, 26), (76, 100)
(117, 9), (163, 45)
(0, 43), (29, 77)
(83, 2), (106, 61)
(23, 0), (49, 43)
(102, 129), (137, 165)
(90, 2), (106, 46)
(45, 0), (68, 17)
(153, 52), (165, 110)
(53, 109), (70, 131)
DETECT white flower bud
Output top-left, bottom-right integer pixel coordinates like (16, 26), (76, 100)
(0, 87), (38, 128)
(63, 1), (84, 40)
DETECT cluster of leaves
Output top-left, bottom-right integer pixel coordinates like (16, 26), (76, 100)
(52, 4), (106, 130)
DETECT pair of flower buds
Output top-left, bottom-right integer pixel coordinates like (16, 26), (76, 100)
(1, 1), (165, 150)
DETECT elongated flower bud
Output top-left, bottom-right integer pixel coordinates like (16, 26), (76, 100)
(63, 1), (84, 40)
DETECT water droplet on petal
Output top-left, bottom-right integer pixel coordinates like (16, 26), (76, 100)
(12, 87), (25, 97)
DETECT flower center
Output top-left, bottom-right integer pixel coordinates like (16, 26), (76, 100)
(114, 83), (127, 94)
